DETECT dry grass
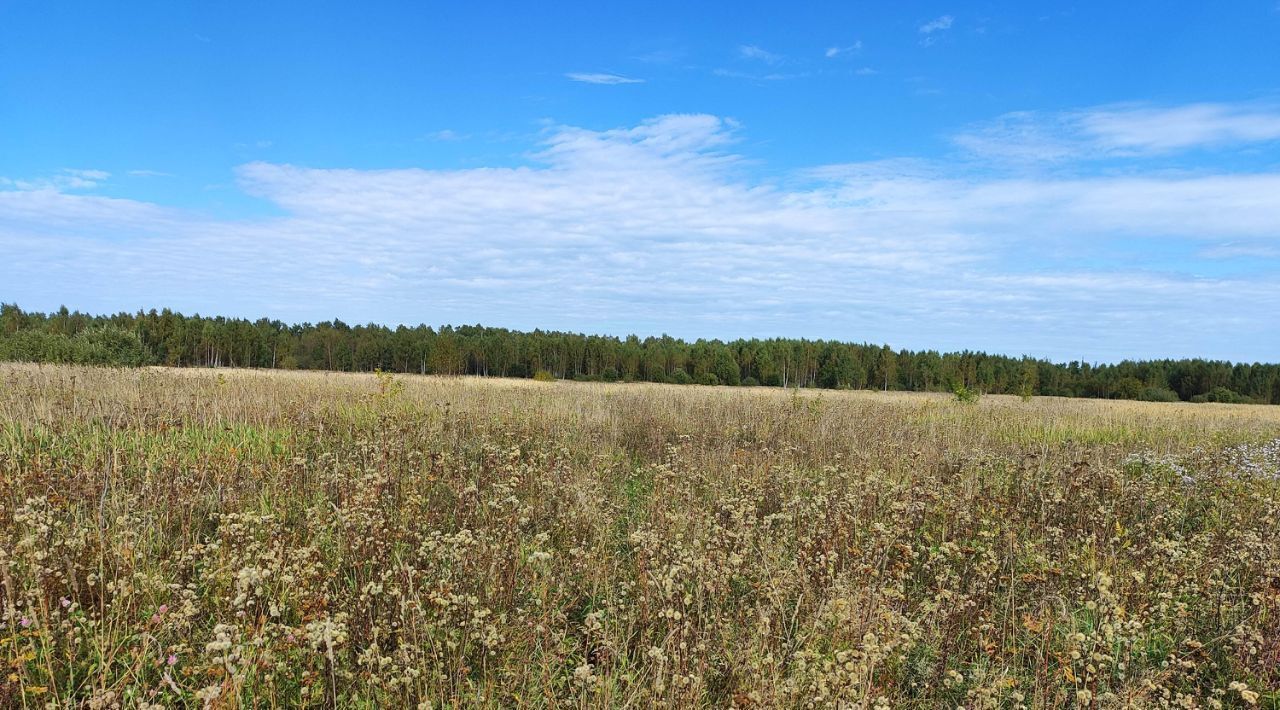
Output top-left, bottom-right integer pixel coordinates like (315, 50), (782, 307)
(1, 363), (1278, 708)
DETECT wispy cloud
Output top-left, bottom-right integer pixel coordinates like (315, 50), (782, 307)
(824, 41), (862, 59)
(738, 44), (783, 64)
(0, 168), (110, 191)
(919, 15), (954, 33)
(955, 102), (1280, 162)
(1083, 103), (1280, 153)
(127, 169), (171, 177)
(918, 15), (954, 46)
(420, 129), (466, 142)
(565, 72), (645, 85)
(233, 140), (273, 151)
(1200, 243), (1280, 259)
(3, 109), (1278, 360)
(712, 68), (806, 82)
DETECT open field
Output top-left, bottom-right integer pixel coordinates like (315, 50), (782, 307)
(1, 364), (1278, 708)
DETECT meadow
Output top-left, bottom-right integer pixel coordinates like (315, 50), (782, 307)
(1, 363), (1278, 708)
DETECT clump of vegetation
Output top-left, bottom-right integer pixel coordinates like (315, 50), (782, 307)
(373, 368), (405, 399)
(1139, 386), (1182, 402)
(0, 324), (152, 367)
(1, 364), (1278, 707)
(532, 369), (556, 382)
(953, 383), (981, 403)
(1190, 386), (1249, 404)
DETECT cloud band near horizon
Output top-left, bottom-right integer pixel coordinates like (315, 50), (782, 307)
(3, 104), (1280, 363)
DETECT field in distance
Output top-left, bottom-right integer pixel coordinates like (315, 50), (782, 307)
(1, 364), (1278, 707)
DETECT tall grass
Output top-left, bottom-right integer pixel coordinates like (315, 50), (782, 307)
(1, 364), (1277, 707)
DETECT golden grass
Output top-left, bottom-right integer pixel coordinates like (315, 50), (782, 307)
(1, 363), (1278, 708)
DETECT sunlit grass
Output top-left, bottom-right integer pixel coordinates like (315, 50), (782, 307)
(1, 364), (1277, 707)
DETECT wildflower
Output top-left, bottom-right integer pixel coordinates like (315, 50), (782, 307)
(1230, 682), (1259, 705)
(167, 654), (178, 666)
(60, 597), (70, 608)
(19, 617), (31, 628)
(573, 662), (597, 686)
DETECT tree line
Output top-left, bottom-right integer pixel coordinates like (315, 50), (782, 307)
(1, 303), (1276, 404)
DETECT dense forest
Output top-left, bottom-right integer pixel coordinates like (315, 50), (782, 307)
(1, 303), (1276, 404)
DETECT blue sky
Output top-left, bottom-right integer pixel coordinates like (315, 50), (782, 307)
(3, 1), (1280, 362)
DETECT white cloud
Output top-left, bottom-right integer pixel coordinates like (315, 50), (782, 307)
(804, 164), (1280, 239)
(67, 168), (110, 181)
(565, 72), (644, 85)
(918, 15), (954, 46)
(956, 102), (1280, 162)
(919, 15), (954, 33)
(0, 168), (110, 191)
(3, 111), (1279, 361)
(1200, 243), (1280, 259)
(233, 140), (274, 151)
(421, 129), (465, 142)
(712, 68), (804, 82)
(128, 169), (171, 177)
(824, 41), (862, 58)
(738, 45), (783, 64)
(1083, 103), (1280, 153)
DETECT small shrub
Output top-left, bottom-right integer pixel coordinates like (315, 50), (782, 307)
(374, 368), (405, 399)
(1139, 387), (1181, 403)
(670, 370), (692, 385)
(1191, 386), (1246, 404)
(741, 376), (760, 387)
(953, 384), (980, 403)
(532, 369), (556, 382)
